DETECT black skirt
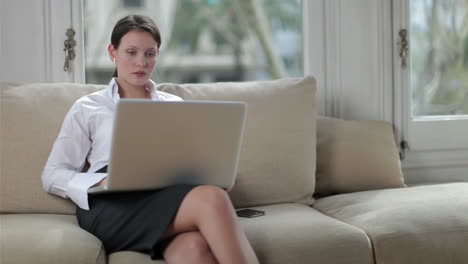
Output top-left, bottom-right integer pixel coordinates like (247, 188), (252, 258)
(76, 168), (196, 259)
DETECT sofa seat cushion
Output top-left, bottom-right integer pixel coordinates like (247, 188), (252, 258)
(108, 251), (165, 264)
(239, 203), (373, 264)
(0, 214), (105, 264)
(313, 183), (468, 264)
(109, 203), (373, 264)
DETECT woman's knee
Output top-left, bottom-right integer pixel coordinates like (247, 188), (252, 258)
(164, 232), (215, 264)
(162, 186), (234, 239)
(190, 185), (233, 212)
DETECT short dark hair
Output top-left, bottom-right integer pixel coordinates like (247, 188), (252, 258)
(111, 15), (161, 77)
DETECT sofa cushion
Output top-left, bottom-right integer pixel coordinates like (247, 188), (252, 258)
(315, 117), (405, 195)
(0, 82), (105, 214)
(313, 183), (468, 264)
(110, 203), (374, 264)
(238, 203), (373, 264)
(0, 214), (105, 264)
(108, 252), (166, 264)
(157, 77), (317, 208)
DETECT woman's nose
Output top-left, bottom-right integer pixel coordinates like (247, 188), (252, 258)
(136, 55), (147, 67)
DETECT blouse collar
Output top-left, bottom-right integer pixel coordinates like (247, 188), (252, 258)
(107, 77), (160, 104)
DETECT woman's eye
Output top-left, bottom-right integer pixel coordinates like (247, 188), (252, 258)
(127, 51), (136, 55)
(146, 52), (156, 57)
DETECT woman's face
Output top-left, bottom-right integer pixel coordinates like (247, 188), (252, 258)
(109, 30), (159, 88)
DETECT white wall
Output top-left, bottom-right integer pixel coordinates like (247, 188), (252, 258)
(305, 0), (393, 123)
(0, 0), (82, 83)
(0, 0), (49, 82)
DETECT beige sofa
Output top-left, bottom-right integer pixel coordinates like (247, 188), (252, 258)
(1, 77), (468, 264)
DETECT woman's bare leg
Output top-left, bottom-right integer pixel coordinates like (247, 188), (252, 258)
(162, 185), (259, 264)
(163, 231), (218, 264)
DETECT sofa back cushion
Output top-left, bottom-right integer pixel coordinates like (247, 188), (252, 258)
(315, 117), (405, 195)
(0, 77), (316, 213)
(158, 77), (317, 208)
(0, 82), (105, 214)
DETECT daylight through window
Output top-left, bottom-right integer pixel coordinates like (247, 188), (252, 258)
(410, 0), (468, 117)
(83, 0), (303, 84)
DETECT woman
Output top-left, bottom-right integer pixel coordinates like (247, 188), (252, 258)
(42, 14), (259, 264)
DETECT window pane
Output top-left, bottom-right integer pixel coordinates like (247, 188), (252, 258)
(410, 0), (468, 117)
(122, 0), (143, 8)
(83, 0), (303, 84)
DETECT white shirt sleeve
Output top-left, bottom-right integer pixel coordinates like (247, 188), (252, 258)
(41, 101), (106, 210)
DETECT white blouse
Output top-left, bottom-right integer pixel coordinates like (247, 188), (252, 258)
(41, 78), (182, 210)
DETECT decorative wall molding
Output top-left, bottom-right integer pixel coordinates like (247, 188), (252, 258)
(0, 1), (4, 76)
(43, 0), (52, 82)
(0, 1), (5, 56)
(377, 0), (394, 124)
(324, 0), (343, 118)
(72, 0), (85, 83)
(303, 0), (326, 115)
(314, 0), (394, 121)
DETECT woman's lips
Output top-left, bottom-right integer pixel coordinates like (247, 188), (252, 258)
(134, 71), (146, 77)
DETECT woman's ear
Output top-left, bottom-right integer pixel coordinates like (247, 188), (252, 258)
(108, 44), (116, 62)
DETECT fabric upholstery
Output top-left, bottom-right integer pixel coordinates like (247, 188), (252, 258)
(157, 77), (317, 208)
(238, 203), (373, 264)
(0, 82), (105, 214)
(108, 252), (165, 264)
(315, 116), (405, 195)
(0, 214), (105, 264)
(109, 203), (374, 264)
(314, 183), (468, 264)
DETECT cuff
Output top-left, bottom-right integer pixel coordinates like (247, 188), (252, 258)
(67, 172), (107, 210)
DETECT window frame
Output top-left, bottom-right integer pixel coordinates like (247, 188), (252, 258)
(393, 0), (468, 163)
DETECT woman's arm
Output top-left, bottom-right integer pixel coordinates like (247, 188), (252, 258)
(41, 102), (106, 210)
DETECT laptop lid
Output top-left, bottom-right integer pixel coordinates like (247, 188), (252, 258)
(89, 99), (247, 193)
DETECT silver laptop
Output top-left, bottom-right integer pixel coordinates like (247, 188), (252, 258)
(88, 99), (247, 194)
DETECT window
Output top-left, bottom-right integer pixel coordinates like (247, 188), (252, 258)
(410, 0), (468, 117)
(122, 0), (143, 8)
(394, 0), (468, 152)
(83, 0), (303, 84)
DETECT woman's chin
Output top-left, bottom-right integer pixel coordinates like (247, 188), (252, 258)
(129, 76), (150, 87)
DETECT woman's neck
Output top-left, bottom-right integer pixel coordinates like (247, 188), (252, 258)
(116, 78), (150, 99)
